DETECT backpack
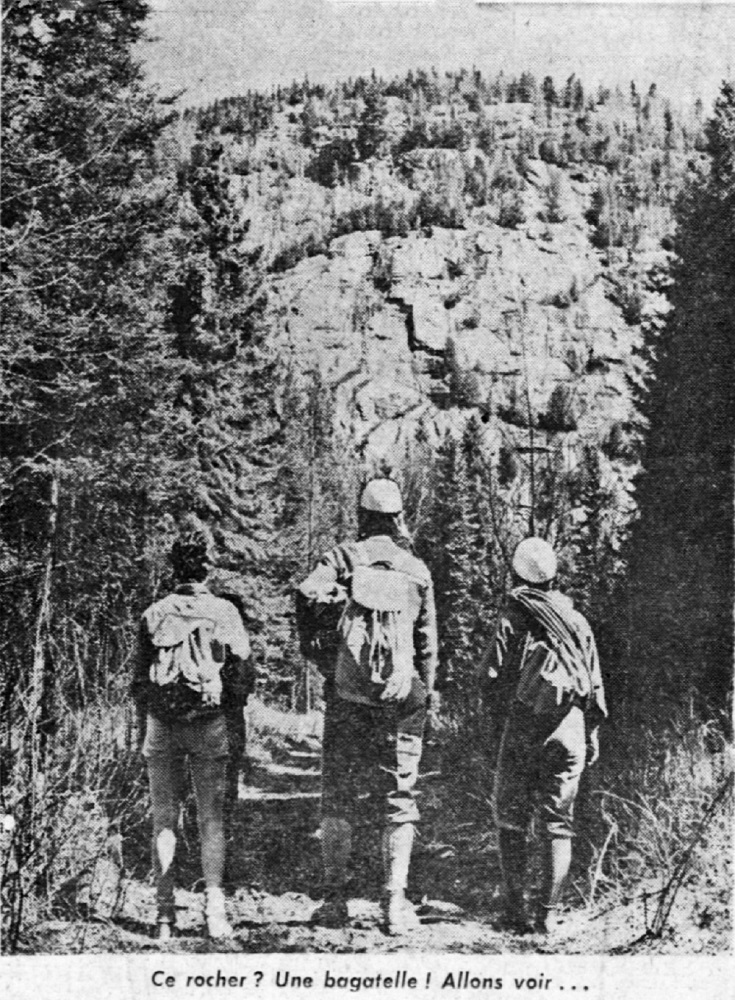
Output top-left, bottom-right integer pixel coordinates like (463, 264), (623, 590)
(511, 588), (593, 716)
(294, 587), (345, 677)
(149, 606), (225, 713)
(335, 549), (419, 703)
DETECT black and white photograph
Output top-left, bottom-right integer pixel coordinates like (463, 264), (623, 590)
(1, 0), (733, 994)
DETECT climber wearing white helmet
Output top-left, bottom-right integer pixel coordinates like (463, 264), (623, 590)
(485, 537), (607, 934)
(295, 478), (438, 935)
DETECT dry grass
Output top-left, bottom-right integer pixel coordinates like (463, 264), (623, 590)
(580, 707), (733, 941)
(2, 681), (731, 955)
(1, 693), (326, 952)
(1, 693), (146, 952)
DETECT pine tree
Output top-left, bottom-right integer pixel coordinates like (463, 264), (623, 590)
(430, 433), (475, 691)
(538, 383), (578, 432)
(462, 415), (505, 653)
(1, 0), (177, 948)
(299, 96), (320, 148)
(566, 447), (620, 617)
(1, 0), (175, 706)
(160, 135), (277, 633)
(356, 82), (388, 161)
(542, 75), (557, 121)
(625, 82), (735, 711)
(273, 368), (360, 703)
(445, 338), (482, 408)
(541, 168), (567, 223)
(518, 71), (538, 104)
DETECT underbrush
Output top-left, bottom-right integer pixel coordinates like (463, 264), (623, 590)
(1, 694), (326, 953)
(417, 693), (732, 949)
(1, 696), (146, 953)
(581, 703), (733, 941)
(2, 687), (731, 955)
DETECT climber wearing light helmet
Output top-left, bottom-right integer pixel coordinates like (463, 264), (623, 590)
(296, 478), (438, 935)
(485, 537), (607, 934)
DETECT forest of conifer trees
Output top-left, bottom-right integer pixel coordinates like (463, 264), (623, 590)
(0, 1), (732, 958)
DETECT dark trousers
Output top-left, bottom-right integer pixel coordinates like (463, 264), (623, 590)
(321, 677), (427, 826)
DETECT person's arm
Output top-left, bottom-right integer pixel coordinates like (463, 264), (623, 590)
(584, 628), (606, 765)
(297, 545), (351, 603)
(586, 727), (600, 765)
(294, 545), (352, 680)
(488, 601), (523, 725)
(586, 630), (607, 718)
(221, 603), (253, 709)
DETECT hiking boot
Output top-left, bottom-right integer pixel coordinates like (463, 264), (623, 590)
(204, 887), (234, 940)
(311, 895), (350, 928)
(498, 903), (535, 936)
(382, 890), (421, 936)
(206, 913), (235, 940)
(534, 905), (561, 935)
(156, 905), (176, 941)
(313, 817), (352, 928)
(156, 918), (174, 941)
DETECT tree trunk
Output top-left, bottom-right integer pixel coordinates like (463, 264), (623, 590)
(29, 463), (59, 790)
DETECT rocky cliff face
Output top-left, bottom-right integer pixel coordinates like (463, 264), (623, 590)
(260, 153), (667, 496)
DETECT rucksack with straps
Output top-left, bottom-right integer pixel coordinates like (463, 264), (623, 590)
(148, 604), (225, 717)
(335, 547), (420, 703)
(511, 587), (594, 716)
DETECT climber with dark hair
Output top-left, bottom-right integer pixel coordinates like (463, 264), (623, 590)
(132, 520), (251, 941)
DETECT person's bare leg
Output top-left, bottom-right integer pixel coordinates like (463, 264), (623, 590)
(381, 822), (420, 934)
(539, 836), (572, 932)
(148, 755), (185, 937)
(191, 755), (232, 938)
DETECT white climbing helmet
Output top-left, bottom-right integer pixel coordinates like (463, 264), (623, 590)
(359, 478), (403, 514)
(512, 537), (558, 584)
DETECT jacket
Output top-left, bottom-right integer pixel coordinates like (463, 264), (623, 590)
(487, 587), (607, 726)
(132, 582), (251, 720)
(299, 534), (439, 704)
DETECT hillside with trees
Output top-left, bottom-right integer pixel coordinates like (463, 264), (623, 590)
(1, 3), (731, 956)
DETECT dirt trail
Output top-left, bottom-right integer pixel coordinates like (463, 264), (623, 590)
(22, 738), (730, 955)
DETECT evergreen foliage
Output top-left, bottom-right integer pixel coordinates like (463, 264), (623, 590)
(1, 0), (175, 705)
(1, 4), (731, 946)
(540, 167), (567, 223)
(445, 339), (482, 408)
(161, 134), (279, 641)
(299, 97), (320, 148)
(1, 0), (178, 948)
(271, 369), (360, 702)
(305, 138), (357, 187)
(355, 82), (388, 161)
(415, 418), (513, 706)
(624, 83), (735, 713)
(538, 383), (578, 432)
(565, 446), (624, 624)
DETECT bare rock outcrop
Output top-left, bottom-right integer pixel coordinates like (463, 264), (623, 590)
(264, 166), (664, 474)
